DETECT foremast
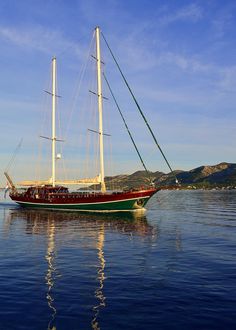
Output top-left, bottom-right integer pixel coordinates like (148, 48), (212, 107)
(95, 27), (106, 193)
(4, 58), (58, 191)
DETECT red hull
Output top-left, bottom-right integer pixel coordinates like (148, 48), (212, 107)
(10, 186), (159, 211)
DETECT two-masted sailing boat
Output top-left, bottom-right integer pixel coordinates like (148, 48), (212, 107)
(4, 27), (161, 211)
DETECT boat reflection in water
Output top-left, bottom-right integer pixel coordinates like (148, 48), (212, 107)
(5, 208), (157, 329)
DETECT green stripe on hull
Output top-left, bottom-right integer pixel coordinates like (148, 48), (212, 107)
(16, 196), (150, 212)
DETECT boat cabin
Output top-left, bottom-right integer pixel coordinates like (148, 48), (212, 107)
(24, 185), (69, 198)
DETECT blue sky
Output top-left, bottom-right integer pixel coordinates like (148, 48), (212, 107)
(1, 0), (236, 185)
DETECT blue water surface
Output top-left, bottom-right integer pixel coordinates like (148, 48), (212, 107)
(0, 190), (235, 330)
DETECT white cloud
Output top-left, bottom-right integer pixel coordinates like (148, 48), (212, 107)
(0, 25), (81, 56)
(119, 41), (236, 96)
(217, 66), (236, 92)
(159, 3), (203, 25)
(156, 52), (212, 73)
(210, 4), (235, 39)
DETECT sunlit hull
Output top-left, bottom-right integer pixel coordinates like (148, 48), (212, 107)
(10, 188), (158, 212)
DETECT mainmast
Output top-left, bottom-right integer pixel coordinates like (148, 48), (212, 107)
(95, 27), (106, 193)
(51, 57), (56, 187)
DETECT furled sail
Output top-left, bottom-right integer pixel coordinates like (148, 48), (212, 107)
(18, 174), (101, 186)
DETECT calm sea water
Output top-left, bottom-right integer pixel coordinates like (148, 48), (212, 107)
(0, 190), (235, 330)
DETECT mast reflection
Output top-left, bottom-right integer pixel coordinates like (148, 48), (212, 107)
(45, 219), (57, 330)
(92, 224), (106, 329)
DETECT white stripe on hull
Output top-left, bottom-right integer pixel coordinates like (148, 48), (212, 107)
(13, 196), (150, 207)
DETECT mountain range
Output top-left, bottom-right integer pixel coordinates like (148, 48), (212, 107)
(103, 162), (236, 189)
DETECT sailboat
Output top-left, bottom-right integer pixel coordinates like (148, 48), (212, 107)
(4, 27), (162, 212)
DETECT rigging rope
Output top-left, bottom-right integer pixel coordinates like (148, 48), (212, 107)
(101, 31), (179, 184)
(5, 138), (23, 172)
(103, 73), (152, 183)
(64, 32), (95, 141)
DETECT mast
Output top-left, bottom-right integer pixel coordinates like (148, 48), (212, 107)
(95, 27), (106, 193)
(51, 57), (56, 187)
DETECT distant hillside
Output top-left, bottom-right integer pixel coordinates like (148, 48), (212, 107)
(101, 162), (236, 190)
(104, 170), (164, 190)
(155, 162), (236, 188)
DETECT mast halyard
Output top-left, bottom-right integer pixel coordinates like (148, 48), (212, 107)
(51, 57), (56, 187)
(95, 27), (106, 193)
